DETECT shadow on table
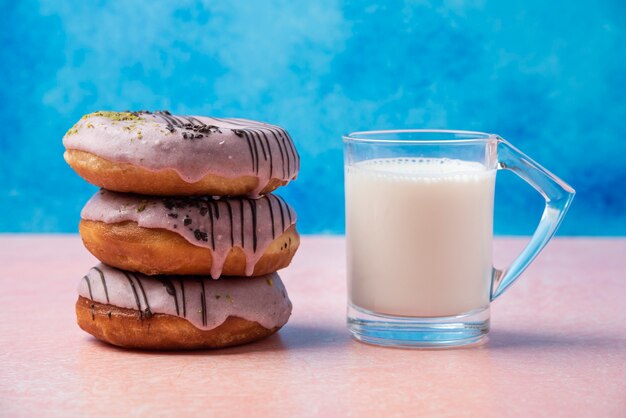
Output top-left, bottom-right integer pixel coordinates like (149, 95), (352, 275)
(87, 323), (349, 356)
(85, 326), (624, 355)
(487, 329), (626, 351)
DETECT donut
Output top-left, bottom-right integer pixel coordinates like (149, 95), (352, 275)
(63, 111), (300, 197)
(76, 263), (292, 350)
(80, 190), (300, 278)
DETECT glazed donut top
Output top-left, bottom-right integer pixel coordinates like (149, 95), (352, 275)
(63, 110), (300, 197)
(78, 263), (292, 331)
(81, 190), (297, 278)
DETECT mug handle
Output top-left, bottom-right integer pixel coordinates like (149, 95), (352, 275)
(490, 137), (575, 300)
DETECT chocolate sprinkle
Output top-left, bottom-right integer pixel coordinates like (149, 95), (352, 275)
(194, 229), (208, 242)
(105, 111), (300, 182)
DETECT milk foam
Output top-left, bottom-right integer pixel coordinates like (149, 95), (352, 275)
(348, 158), (492, 181)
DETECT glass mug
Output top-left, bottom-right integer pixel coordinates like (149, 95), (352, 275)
(343, 130), (574, 348)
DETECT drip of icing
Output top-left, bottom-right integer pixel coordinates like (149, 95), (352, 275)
(80, 189), (297, 278)
(77, 263), (292, 331)
(62, 111), (300, 197)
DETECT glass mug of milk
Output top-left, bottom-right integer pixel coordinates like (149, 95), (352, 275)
(344, 130), (574, 348)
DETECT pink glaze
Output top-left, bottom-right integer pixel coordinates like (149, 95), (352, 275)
(62, 111), (300, 197)
(81, 189), (297, 278)
(77, 263), (292, 331)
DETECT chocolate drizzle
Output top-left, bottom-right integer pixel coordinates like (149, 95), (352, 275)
(199, 279), (207, 327)
(77, 263), (292, 331)
(202, 114), (298, 181)
(66, 111), (300, 197)
(82, 275), (94, 300)
(160, 193), (293, 256)
(264, 130), (275, 177)
(123, 271), (142, 313)
(146, 111), (223, 139)
(268, 130), (286, 178)
(271, 194), (286, 232)
(207, 201), (216, 249)
(247, 130), (261, 173)
(255, 131), (270, 177)
(278, 195), (293, 224)
(284, 128), (299, 172)
(226, 200), (234, 247)
(134, 274), (153, 319)
(247, 199), (258, 252)
(83, 190), (297, 278)
(266, 195), (275, 239)
(234, 126), (297, 182)
(161, 278), (179, 316)
(213, 200), (220, 219)
(151, 111), (178, 133)
(238, 199), (245, 248)
(121, 272), (153, 319)
(93, 266), (109, 303)
(179, 279), (186, 318)
(276, 129), (291, 176)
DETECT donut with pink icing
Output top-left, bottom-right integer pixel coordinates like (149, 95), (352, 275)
(63, 111), (300, 197)
(76, 263), (292, 349)
(79, 189), (300, 278)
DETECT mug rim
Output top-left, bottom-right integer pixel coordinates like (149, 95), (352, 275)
(343, 129), (499, 145)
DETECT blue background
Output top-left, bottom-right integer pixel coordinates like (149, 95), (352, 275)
(1, 0), (625, 235)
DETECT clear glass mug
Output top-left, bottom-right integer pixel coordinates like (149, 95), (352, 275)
(343, 130), (574, 348)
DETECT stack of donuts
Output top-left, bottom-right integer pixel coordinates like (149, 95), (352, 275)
(63, 111), (300, 350)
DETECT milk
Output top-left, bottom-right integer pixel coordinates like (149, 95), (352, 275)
(345, 158), (495, 317)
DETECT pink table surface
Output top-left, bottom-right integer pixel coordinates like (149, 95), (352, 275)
(0, 235), (625, 417)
